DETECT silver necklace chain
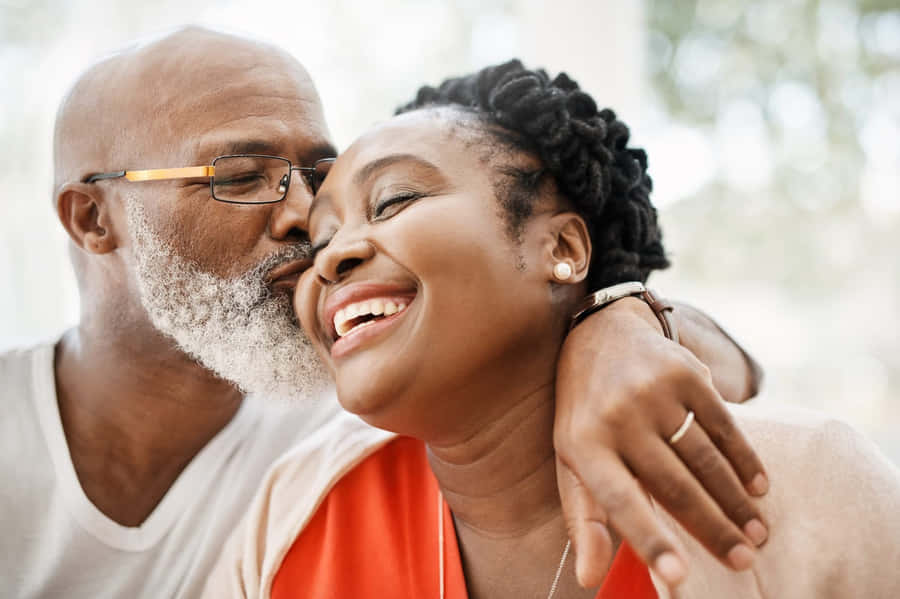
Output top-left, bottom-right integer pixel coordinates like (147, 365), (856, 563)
(438, 492), (572, 599)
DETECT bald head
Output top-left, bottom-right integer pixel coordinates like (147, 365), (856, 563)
(53, 26), (324, 189)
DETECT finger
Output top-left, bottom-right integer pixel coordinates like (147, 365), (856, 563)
(556, 457), (615, 588)
(574, 449), (689, 588)
(687, 388), (769, 496)
(627, 437), (757, 571)
(669, 415), (769, 547)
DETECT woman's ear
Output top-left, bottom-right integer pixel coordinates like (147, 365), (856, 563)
(56, 183), (119, 255)
(545, 212), (591, 284)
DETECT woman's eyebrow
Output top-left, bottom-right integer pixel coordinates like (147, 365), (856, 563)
(309, 154), (443, 219)
(352, 154), (441, 186)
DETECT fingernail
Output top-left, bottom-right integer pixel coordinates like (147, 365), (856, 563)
(575, 551), (588, 587)
(743, 519), (768, 546)
(748, 473), (769, 496)
(727, 544), (755, 570)
(654, 552), (686, 585)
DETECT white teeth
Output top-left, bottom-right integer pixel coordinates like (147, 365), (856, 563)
(332, 297), (410, 338)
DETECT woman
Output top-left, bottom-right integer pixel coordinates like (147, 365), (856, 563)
(214, 62), (900, 598)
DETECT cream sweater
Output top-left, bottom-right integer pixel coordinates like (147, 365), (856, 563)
(204, 402), (900, 599)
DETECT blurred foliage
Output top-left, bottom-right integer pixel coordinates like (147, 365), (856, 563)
(645, 0), (900, 448)
(646, 0), (898, 290)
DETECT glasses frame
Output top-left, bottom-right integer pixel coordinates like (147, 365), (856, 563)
(82, 154), (337, 205)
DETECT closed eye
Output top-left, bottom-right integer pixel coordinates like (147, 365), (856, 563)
(216, 173), (266, 186)
(372, 192), (422, 220)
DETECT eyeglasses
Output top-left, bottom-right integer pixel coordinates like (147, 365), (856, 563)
(82, 154), (336, 205)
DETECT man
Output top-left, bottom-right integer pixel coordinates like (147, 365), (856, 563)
(0, 27), (766, 597)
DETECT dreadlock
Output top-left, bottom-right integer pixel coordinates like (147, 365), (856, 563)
(395, 59), (670, 291)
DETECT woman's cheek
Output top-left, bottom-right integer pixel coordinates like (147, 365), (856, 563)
(295, 270), (324, 349)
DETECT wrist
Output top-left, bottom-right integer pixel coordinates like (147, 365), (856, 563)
(571, 283), (677, 342)
(578, 296), (665, 336)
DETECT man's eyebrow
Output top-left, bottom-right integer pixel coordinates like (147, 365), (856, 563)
(352, 154), (440, 186)
(213, 140), (281, 157)
(201, 140), (338, 162)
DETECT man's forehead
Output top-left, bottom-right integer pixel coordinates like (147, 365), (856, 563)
(54, 27), (333, 183)
(124, 31), (331, 163)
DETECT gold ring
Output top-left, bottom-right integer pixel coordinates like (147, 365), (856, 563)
(668, 411), (694, 445)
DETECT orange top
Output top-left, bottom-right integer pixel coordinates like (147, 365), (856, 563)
(272, 437), (658, 599)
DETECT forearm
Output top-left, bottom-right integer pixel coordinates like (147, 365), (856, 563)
(556, 296), (771, 585)
(671, 302), (762, 403)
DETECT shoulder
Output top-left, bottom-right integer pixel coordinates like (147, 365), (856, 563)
(271, 438), (435, 598)
(202, 411), (396, 599)
(0, 341), (56, 459)
(727, 400), (899, 502)
(0, 340), (52, 386)
(658, 401), (900, 598)
(741, 401), (900, 597)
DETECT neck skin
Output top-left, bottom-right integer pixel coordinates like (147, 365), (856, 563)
(426, 364), (599, 599)
(54, 309), (242, 527)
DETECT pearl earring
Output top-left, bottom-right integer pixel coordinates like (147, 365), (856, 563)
(553, 262), (573, 281)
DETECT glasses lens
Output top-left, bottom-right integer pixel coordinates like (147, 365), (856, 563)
(212, 156), (290, 204)
(310, 158), (335, 194)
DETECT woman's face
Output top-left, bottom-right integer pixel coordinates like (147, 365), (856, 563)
(296, 110), (583, 440)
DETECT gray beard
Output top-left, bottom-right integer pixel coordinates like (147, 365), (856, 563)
(123, 197), (330, 402)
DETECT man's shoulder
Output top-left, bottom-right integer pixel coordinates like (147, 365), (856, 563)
(0, 339), (55, 423)
(0, 339), (53, 380)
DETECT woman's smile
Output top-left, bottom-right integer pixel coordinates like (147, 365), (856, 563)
(320, 282), (417, 359)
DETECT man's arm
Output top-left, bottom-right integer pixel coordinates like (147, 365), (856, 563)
(554, 297), (769, 590)
(673, 301), (763, 403)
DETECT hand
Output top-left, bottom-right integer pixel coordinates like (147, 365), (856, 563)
(553, 298), (769, 589)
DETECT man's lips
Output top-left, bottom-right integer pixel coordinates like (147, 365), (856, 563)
(267, 258), (313, 291)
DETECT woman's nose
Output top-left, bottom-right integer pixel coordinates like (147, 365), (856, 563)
(316, 236), (376, 284)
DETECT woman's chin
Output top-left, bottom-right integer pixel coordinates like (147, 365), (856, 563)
(334, 378), (427, 436)
(334, 378), (394, 419)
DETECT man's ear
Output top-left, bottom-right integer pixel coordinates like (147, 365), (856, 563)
(545, 212), (591, 284)
(56, 183), (119, 255)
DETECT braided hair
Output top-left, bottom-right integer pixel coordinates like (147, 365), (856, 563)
(396, 59), (669, 290)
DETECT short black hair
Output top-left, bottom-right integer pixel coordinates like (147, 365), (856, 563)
(396, 59), (669, 290)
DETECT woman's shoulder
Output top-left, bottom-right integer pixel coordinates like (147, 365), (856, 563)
(201, 411), (396, 599)
(656, 400), (900, 598)
(270, 437), (444, 598)
(726, 400), (899, 495)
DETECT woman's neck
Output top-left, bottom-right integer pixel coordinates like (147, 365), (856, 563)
(427, 381), (559, 535)
(426, 381), (597, 599)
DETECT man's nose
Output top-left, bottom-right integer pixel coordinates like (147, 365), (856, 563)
(268, 169), (313, 241)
